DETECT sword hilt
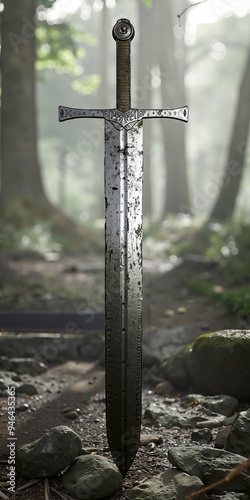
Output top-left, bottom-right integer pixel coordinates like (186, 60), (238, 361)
(113, 19), (134, 113)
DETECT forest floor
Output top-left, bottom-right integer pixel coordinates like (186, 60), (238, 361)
(0, 249), (248, 499)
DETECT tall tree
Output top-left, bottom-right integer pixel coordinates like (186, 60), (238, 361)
(0, 0), (51, 225)
(154, 0), (190, 216)
(209, 42), (250, 221)
(137, 0), (153, 216)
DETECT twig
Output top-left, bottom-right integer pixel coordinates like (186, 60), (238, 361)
(50, 486), (69, 499)
(0, 490), (10, 500)
(177, 0), (208, 27)
(44, 478), (50, 500)
(16, 478), (43, 491)
(186, 456), (250, 500)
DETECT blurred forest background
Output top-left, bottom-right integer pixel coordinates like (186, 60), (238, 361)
(0, 0), (250, 319)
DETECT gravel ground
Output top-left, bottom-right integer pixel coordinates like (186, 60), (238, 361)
(1, 360), (249, 499)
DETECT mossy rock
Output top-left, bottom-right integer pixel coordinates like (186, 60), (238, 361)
(185, 330), (250, 400)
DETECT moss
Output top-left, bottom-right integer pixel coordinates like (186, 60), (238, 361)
(194, 330), (250, 352)
(187, 330), (250, 399)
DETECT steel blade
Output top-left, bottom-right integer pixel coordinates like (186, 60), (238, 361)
(105, 119), (143, 476)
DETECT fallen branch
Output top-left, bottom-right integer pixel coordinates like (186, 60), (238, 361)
(0, 492), (9, 500)
(16, 478), (43, 491)
(177, 0), (208, 26)
(50, 486), (69, 499)
(44, 478), (50, 500)
(186, 455), (250, 499)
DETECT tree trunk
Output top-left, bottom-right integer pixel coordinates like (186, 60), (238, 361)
(0, 0), (51, 226)
(154, 0), (190, 216)
(137, 0), (153, 217)
(209, 44), (250, 221)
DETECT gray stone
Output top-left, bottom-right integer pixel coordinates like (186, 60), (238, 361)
(201, 395), (238, 417)
(226, 409), (250, 458)
(219, 494), (249, 499)
(215, 426), (231, 449)
(168, 446), (250, 491)
(163, 345), (191, 390)
(16, 383), (38, 395)
(143, 326), (196, 360)
(0, 371), (21, 392)
(0, 356), (12, 370)
(186, 330), (250, 399)
(142, 344), (160, 368)
(144, 402), (222, 429)
(16, 425), (82, 479)
(127, 468), (205, 500)
(0, 333), (103, 364)
(191, 428), (212, 444)
(10, 357), (48, 376)
(64, 410), (79, 420)
(77, 332), (105, 360)
(62, 455), (123, 500)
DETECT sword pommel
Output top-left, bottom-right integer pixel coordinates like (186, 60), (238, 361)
(113, 19), (134, 113)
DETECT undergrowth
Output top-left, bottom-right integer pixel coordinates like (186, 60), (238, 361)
(181, 220), (250, 319)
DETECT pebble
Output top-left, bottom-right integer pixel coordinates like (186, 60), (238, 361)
(64, 411), (79, 420)
(140, 434), (163, 446)
(176, 306), (187, 314)
(16, 404), (29, 412)
(154, 380), (175, 395)
(164, 309), (175, 317)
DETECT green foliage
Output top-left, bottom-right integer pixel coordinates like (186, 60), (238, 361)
(186, 277), (250, 318)
(72, 74), (101, 95)
(206, 221), (250, 285)
(0, 222), (70, 255)
(36, 23), (86, 74)
(183, 220), (250, 318)
(140, 0), (152, 6)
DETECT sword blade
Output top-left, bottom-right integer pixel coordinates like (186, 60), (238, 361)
(105, 119), (143, 476)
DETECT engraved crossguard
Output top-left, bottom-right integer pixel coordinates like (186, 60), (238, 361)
(59, 19), (188, 129)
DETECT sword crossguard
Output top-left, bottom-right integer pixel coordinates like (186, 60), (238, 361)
(112, 19), (135, 113)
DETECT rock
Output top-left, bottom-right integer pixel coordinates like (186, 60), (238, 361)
(143, 326), (197, 361)
(201, 395), (238, 417)
(191, 428), (212, 444)
(215, 426), (231, 449)
(168, 446), (250, 491)
(62, 455), (123, 500)
(163, 345), (191, 390)
(186, 330), (250, 400)
(154, 381), (175, 395)
(142, 344), (160, 368)
(226, 409), (250, 457)
(64, 411), (79, 420)
(78, 332), (104, 360)
(0, 371), (21, 392)
(0, 356), (12, 370)
(164, 309), (175, 317)
(16, 383), (38, 395)
(177, 307), (187, 314)
(16, 403), (29, 412)
(127, 468), (205, 500)
(10, 357), (48, 376)
(219, 494), (249, 499)
(16, 425), (82, 479)
(195, 419), (224, 429)
(181, 394), (204, 404)
(140, 434), (163, 446)
(144, 402), (215, 429)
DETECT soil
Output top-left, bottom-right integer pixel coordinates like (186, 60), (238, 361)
(0, 250), (248, 499)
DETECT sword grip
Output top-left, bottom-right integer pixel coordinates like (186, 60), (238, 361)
(113, 19), (135, 113)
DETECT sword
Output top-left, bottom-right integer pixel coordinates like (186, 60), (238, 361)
(58, 18), (188, 476)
